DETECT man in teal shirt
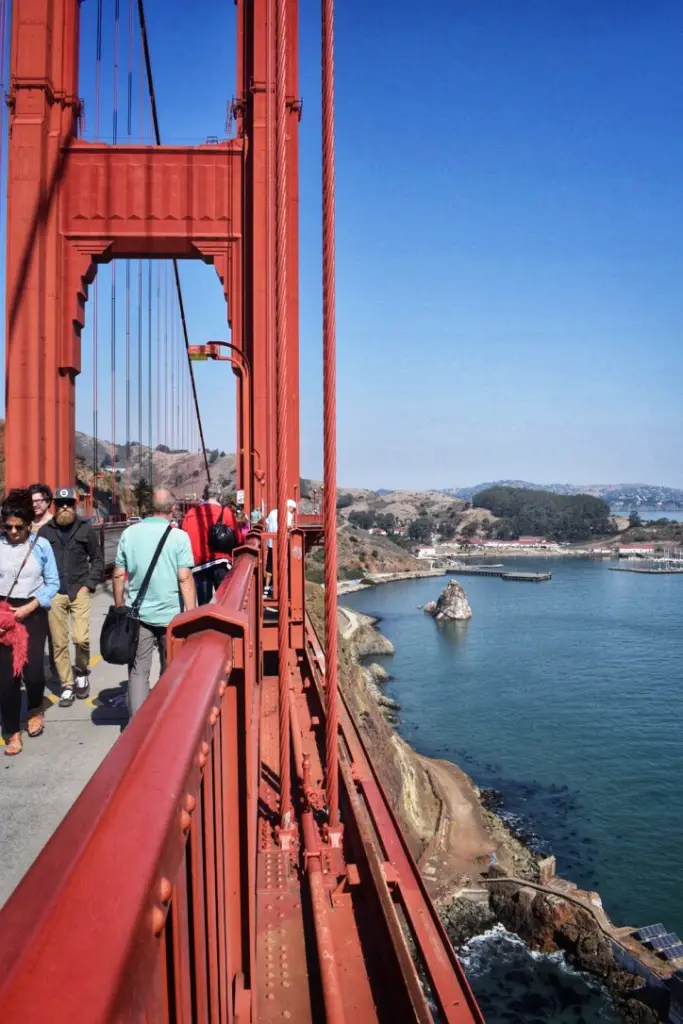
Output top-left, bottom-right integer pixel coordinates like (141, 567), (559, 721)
(113, 488), (196, 716)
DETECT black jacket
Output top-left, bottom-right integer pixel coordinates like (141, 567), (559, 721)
(39, 518), (104, 600)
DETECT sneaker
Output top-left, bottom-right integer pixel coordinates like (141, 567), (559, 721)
(59, 687), (75, 707)
(74, 675), (90, 700)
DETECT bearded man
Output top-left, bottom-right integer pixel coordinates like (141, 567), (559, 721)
(39, 488), (104, 706)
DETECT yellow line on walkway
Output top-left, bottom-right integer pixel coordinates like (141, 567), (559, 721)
(89, 654), (102, 668)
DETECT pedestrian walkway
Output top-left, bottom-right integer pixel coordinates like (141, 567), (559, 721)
(0, 585), (161, 908)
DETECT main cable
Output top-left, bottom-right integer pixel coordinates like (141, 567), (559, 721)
(136, 0), (211, 485)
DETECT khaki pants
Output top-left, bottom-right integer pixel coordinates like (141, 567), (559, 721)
(48, 590), (90, 688)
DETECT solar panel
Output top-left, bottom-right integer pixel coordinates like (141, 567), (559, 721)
(662, 945), (683, 962)
(635, 924), (666, 941)
(649, 933), (679, 952)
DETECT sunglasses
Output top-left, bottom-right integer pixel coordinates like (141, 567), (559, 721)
(4, 524), (28, 532)
(55, 501), (76, 509)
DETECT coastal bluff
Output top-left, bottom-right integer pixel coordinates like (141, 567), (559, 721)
(424, 579), (473, 621)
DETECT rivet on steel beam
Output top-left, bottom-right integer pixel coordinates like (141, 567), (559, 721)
(218, 680), (227, 697)
(151, 906), (166, 936)
(184, 793), (197, 813)
(180, 809), (192, 831)
(201, 741), (210, 756)
(159, 877), (173, 904)
(209, 706), (220, 726)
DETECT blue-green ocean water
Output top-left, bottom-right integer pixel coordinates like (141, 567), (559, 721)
(342, 559), (683, 1021)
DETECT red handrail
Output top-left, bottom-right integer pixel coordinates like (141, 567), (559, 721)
(0, 546), (260, 1023)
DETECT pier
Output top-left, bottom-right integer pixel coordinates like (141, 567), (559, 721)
(609, 566), (683, 575)
(446, 567), (552, 582)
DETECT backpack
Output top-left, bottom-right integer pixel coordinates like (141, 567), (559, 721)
(208, 506), (237, 555)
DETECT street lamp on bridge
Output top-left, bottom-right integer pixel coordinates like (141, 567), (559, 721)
(188, 341), (256, 512)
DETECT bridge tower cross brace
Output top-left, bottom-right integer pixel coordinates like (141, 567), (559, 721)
(4, 0), (301, 511)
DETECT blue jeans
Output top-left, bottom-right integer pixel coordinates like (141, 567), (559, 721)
(195, 564), (229, 606)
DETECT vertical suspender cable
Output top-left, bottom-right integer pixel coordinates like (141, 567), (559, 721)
(0, 0), (6, 216)
(147, 260), (153, 484)
(137, 25), (144, 483)
(156, 262), (161, 450)
(123, 0), (134, 511)
(136, 0), (211, 486)
(111, 0), (121, 510)
(163, 262), (168, 447)
(92, 0), (103, 511)
(275, 0), (291, 828)
(322, 0), (340, 827)
(137, 261), (143, 479)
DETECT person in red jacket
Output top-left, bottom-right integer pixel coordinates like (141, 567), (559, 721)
(182, 485), (239, 605)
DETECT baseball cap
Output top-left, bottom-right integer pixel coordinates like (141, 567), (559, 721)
(54, 487), (77, 505)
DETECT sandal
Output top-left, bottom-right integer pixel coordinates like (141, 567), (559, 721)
(27, 713), (44, 738)
(4, 733), (23, 756)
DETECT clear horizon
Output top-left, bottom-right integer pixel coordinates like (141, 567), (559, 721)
(1, 1), (681, 488)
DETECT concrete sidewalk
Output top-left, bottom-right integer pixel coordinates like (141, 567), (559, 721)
(0, 585), (161, 908)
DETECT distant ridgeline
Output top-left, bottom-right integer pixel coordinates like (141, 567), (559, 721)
(473, 486), (616, 543)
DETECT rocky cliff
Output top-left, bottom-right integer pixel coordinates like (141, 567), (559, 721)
(309, 583), (536, 873)
(424, 578), (473, 621)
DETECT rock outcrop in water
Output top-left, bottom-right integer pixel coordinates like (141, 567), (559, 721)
(424, 579), (472, 621)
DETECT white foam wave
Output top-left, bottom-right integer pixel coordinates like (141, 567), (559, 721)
(459, 924), (606, 989)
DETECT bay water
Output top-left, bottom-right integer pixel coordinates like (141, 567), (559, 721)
(342, 558), (683, 1021)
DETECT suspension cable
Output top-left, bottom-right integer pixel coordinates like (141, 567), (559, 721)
(147, 260), (153, 484)
(136, 0), (211, 485)
(110, 0), (121, 510)
(123, 0), (134, 512)
(275, 0), (291, 828)
(92, 0), (103, 512)
(322, 0), (340, 827)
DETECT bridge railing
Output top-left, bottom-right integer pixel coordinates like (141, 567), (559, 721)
(0, 537), (261, 1024)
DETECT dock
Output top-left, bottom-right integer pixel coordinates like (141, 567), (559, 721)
(609, 566), (683, 575)
(446, 567), (551, 582)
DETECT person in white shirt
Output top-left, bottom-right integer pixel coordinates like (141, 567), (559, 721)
(264, 499), (296, 597)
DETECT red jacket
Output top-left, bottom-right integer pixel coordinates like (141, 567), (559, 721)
(182, 503), (239, 566)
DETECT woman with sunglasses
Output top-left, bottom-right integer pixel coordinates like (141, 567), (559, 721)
(0, 489), (59, 755)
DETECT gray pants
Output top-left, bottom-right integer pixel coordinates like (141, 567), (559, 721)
(128, 622), (167, 717)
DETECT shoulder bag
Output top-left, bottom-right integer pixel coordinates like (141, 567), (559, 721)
(208, 506), (237, 555)
(100, 525), (172, 665)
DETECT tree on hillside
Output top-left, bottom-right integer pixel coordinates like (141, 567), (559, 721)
(407, 516), (434, 543)
(628, 510), (642, 529)
(460, 520), (479, 538)
(133, 478), (154, 516)
(348, 510), (374, 530)
(336, 492), (354, 509)
(473, 485), (614, 543)
(438, 520), (456, 541)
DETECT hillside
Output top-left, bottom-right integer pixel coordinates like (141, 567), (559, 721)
(307, 519), (419, 583)
(336, 487), (467, 527)
(448, 479), (683, 509)
(472, 486), (615, 543)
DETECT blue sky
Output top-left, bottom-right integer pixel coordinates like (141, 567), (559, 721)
(3, 1), (683, 489)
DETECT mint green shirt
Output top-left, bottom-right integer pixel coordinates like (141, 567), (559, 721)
(114, 517), (194, 627)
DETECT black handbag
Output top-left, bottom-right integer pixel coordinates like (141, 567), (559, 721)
(208, 506), (237, 555)
(100, 525), (172, 665)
